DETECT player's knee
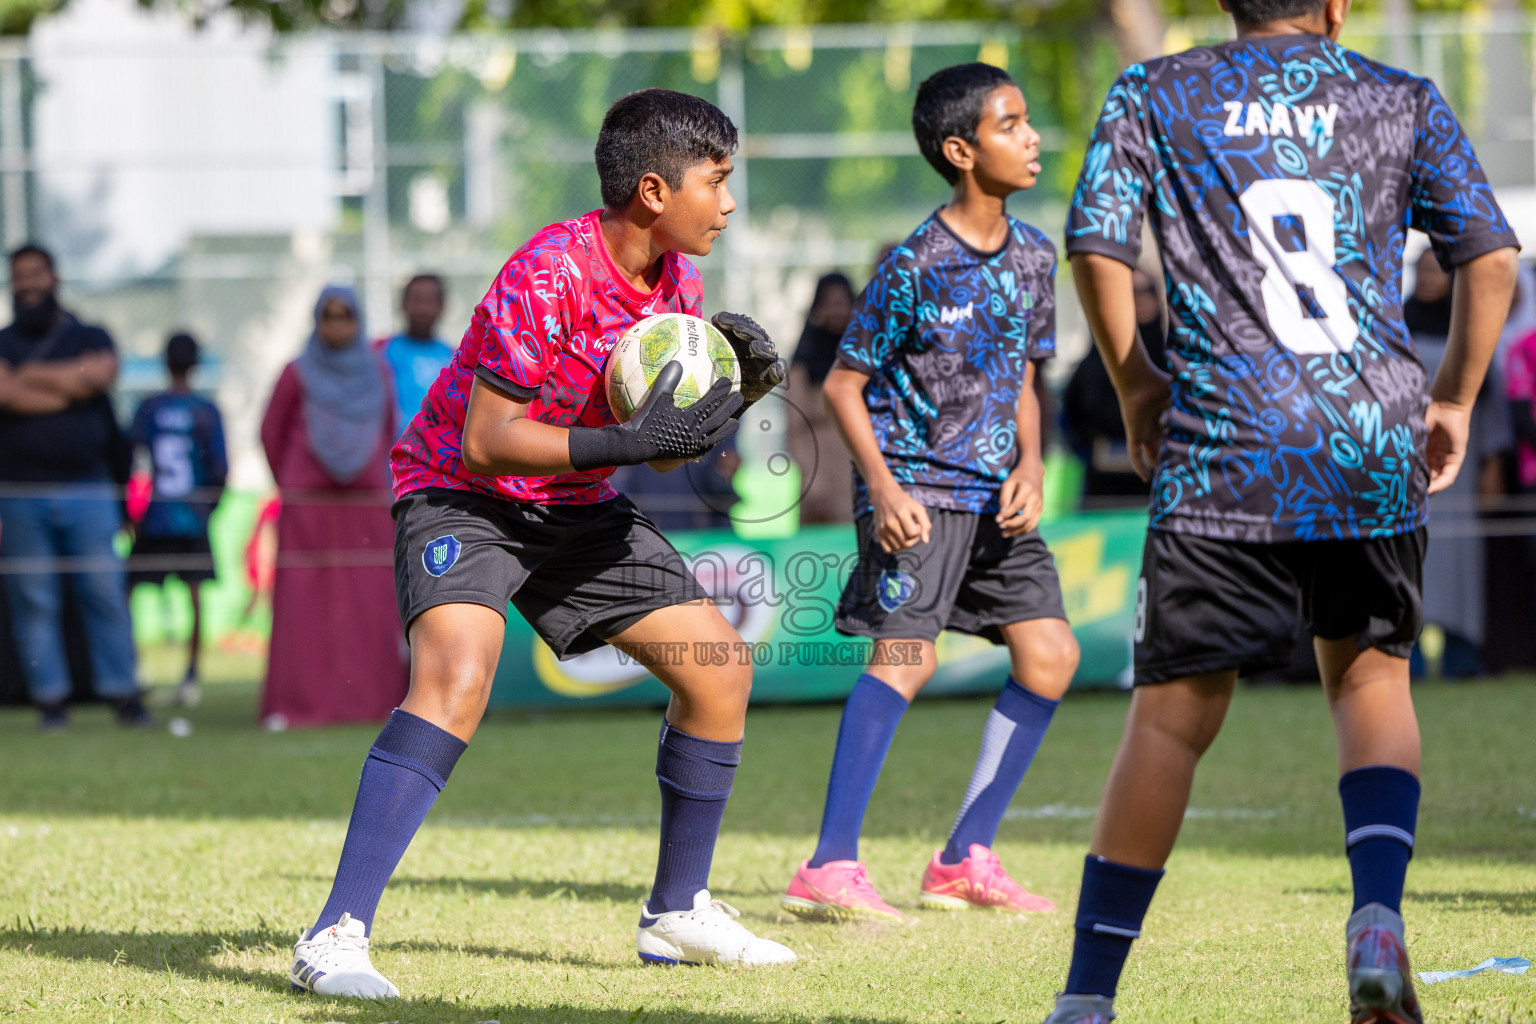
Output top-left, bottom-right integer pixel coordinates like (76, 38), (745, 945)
(868, 659), (934, 701)
(1011, 624), (1080, 692)
(409, 654), (494, 704)
(1153, 708), (1224, 757)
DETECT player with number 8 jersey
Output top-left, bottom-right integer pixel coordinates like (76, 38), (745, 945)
(1041, 2), (1520, 1023)
(1062, 36), (1517, 540)
(1067, 38), (1516, 542)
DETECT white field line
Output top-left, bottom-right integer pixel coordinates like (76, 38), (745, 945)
(1003, 805), (1287, 821)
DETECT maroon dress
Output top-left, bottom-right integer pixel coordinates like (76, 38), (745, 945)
(259, 362), (408, 726)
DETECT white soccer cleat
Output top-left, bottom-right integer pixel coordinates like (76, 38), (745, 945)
(636, 889), (798, 966)
(291, 912), (399, 999)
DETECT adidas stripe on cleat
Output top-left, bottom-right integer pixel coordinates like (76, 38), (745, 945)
(290, 912), (399, 999)
(637, 889), (798, 966)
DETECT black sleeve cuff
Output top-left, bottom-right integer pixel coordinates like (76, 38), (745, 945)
(1063, 234), (1142, 268)
(832, 353), (876, 376)
(474, 363), (541, 400)
(1440, 235), (1521, 270)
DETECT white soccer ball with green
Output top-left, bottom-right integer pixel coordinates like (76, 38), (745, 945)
(605, 313), (740, 424)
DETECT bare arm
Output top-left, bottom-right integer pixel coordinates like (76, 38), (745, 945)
(0, 362), (69, 414)
(1425, 246), (1520, 494)
(996, 361), (1045, 536)
(462, 377), (576, 477)
(1432, 248), (1519, 407)
(1016, 361), (1044, 476)
(823, 363), (931, 551)
(1070, 253), (1171, 481)
(823, 364), (898, 495)
(16, 350), (118, 400)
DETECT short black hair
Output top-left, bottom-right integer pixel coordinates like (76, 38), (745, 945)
(912, 63), (1017, 184)
(1226, 0), (1326, 24)
(402, 273), (444, 302)
(595, 89), (738, 210)
(165, 332), (199, 375)
(9, 243), (54, 271)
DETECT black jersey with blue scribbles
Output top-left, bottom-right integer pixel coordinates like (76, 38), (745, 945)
(1066, 34), (1518, 543)
(837, 211), (1056, 518)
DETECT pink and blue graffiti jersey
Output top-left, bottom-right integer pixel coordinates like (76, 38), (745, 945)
(837, 211), (1057, 518)
(391, 210), (704, 505)
(1067, 34), (1518, 542)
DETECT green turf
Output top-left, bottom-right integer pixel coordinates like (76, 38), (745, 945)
(0, 664), (1533, 1023)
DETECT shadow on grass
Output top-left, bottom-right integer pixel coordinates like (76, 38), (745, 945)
(0, 923), (892, 1024)
(382, 875), (650, 905)
(282, 1003), (895, 1024)
(0, 921), (608, 983)
(1288, 887), (1536, 916)
(294, 874), (787, 907)
(1408, 890), (1536, 915)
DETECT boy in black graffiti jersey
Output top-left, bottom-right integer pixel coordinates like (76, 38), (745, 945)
(780, 63), (1080, 924)
(1041, 0), (1518, 1020)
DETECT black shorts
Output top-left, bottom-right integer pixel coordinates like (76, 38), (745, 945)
(128, 534), (216, 586)
(835, 508), (1067, 645)
(393, 487), (709, 659)
(1134, 527), (1427, 685)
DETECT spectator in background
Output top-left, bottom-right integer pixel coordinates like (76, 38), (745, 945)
(1510, 325), (1536, 491)
(1407, 248), (1511, 677)
(1483, 260), (1536, 674)
(377, 274), (452, 438)
(127, 332), (227, 707)
(786, 272), (857, 524)
(0, 243), (147, 730)
(260, 285), (407, 728)
(1061, 267), (1166, 505)
(1507, 310), (1536, 548)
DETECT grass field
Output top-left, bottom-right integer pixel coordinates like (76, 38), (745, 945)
(1, 656), (1533, 1023)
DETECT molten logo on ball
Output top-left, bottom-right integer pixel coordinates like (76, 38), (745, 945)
(604, 313), (740, 423)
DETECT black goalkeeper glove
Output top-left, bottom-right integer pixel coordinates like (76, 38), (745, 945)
(569, 360), (743, 471)
(712, 311), (786, 407)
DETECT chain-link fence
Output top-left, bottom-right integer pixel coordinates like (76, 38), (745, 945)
(7, 9), (1536, 487)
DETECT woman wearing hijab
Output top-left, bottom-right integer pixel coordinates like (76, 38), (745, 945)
(259, 285), (408, 726)
(786, 272), (857, 524)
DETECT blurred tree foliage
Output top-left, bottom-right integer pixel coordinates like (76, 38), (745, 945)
(120, 0), (1517, 36)
(0, 0), (63, 34)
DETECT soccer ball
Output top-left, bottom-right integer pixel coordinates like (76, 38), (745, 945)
(604, 313), (740, 424)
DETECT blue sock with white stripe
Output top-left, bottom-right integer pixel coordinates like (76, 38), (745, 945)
(942, 678), (1058, 864)
(312, 710), (467, 937)
(1064, 855), (1164, 998)
(1339, 765), (1419, 913)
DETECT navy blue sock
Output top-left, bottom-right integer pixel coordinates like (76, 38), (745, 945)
(1339, 765), (1419, 913)
(648, 721), (741, 914)
(943, 678), (1058, 864)
(313, 710), (466, 937)
(1064, 855), (1164, 998)
(809, 673), (909, 868)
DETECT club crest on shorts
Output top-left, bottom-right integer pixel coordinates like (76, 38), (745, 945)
(423, 535), (461, 577)
(877, 569), (917, 612)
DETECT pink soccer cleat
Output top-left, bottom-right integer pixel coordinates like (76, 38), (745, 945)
(920, 844), (1056, 913)
(782, 859), (904, 922)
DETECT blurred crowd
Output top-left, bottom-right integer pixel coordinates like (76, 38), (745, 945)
(3, 242), (1534, 732)
(0, 245), (442, 730)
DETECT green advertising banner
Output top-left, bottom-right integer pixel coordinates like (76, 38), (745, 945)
(488, 510), (1148, 708)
